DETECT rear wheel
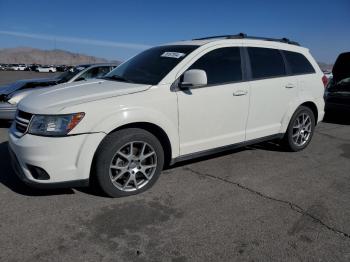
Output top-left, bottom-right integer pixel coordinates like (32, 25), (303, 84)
(283, 106), (315, 152)
(93, 128), (164, 197)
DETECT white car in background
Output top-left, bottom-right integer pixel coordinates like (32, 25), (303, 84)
(36, 66), (57, 73)
(0, 63), (118, 120)
(9, 34), (325, 197)
(10, 64), (27, 71)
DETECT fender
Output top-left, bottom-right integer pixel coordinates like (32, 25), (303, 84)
(280, 95), (318, 133)
(89, 106), (180, 158)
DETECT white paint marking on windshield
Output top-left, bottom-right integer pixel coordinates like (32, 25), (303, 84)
(161, 52), (186, 59)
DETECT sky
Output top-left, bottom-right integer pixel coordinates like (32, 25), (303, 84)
(0, 0), (349, 63)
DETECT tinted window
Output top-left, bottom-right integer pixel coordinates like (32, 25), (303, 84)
(284, 51), (315, 75)
(78, 66), (111, 80)
(106, 45), (198, 85)
(57, 65), (88, 83)
(188, 47), (242, 85)
(248, 47), (286, 79)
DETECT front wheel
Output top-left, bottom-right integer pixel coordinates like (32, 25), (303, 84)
(283, 106), (315, 152)
(93, 128), (164, 197)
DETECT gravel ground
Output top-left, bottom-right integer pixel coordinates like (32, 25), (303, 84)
(0, 72), (349, 262)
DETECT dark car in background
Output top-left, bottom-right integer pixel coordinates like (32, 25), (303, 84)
(324, 52), (350, 114)
(0, 63), (118, 119)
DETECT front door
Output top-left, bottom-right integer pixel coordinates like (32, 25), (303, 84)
(176, 47), (250, 155)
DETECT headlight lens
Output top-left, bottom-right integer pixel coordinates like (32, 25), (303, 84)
(8, 96), (21, 105)
(28, 113), (85, 136)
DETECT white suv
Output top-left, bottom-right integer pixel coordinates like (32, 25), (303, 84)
(9, 34), (325, 197)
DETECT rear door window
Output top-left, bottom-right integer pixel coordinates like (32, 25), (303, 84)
(283, 51), (315, 75)
(248, 47), (286, 79)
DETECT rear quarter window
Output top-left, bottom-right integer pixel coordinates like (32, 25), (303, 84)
(283, 50), (315, 75)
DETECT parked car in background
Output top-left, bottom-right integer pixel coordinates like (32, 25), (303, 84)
(8, 34), (325, 197)
(55, 65), (70, 72)
(9, 64), (18, 70)
(19, 64), (27, 71)
(323, 70), (333, 79)
(24, 64), (36, 71)
(11, 64), (27, 71)
(36, 65), (57, 73)
(325, 52), (350, 113)
(0, 63), (118, 119)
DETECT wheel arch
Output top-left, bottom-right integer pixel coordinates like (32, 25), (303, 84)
(109, 122), (173, 167)
(281, 99), (320, 133)
(300, 101), (318, 123)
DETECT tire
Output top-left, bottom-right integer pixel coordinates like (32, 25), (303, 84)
(282, 106), (315, 152)
(93, 128), (164, 197)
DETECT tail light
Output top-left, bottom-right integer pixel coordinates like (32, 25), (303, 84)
(322, 75), (328, 88)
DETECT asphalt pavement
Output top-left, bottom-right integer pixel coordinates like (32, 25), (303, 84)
(0, 72), (349, 261)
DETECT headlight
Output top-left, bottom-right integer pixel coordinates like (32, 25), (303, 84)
(8, 96), (21, 105)
(28, 113), (85, 136)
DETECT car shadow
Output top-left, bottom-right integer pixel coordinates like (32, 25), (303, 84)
(0, 138), (286, 197)
(0, 120), (12, 128)
(323, 111), (350, 125)
(0, 141), (75, 196)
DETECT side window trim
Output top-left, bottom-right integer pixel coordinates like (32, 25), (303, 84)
(241, 47), (252, 81)
(280, 50), (292, 75)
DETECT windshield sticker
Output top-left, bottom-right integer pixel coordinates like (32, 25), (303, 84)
(161, 52), (186, 59)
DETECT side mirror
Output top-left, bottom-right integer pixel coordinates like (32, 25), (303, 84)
(179, 69), (207, 89)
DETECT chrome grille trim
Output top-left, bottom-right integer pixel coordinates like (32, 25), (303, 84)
(14, 110), (33, 135)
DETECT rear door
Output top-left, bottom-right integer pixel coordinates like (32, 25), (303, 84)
(176, 46), (250, 155)
(245, 47), (298, 140)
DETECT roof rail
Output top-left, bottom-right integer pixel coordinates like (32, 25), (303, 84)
(193, 33), (300, 46)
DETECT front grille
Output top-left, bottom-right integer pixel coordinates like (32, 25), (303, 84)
(15, 110), (32, 135)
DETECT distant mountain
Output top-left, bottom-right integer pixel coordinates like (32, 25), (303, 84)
(0, 47), (120, 65)
(318, 62), (333, 71)
(0, 47), (333, 71)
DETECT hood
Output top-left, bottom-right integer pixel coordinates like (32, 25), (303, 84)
(19, 79), (151, 113)
(0, 78), (58, 97)
(332, 52), (350, 83)
(6, 88), (42, 105)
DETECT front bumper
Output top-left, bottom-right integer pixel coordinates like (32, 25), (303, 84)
(8, 126), (106, 187)
(0, 102), (16, 120)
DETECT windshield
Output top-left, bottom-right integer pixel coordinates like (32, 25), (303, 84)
(56, 65), (89, 83)
(104, 45), (198, 85)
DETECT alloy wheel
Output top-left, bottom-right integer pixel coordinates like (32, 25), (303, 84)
(292, 112), (312, 147)
(109, 141), (157, 192)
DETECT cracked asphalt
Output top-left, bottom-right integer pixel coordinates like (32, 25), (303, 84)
(0, 72), (350, 261)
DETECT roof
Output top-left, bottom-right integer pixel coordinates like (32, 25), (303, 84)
(165, 33), (306, 51)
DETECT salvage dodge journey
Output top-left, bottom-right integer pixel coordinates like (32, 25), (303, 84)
(9, 34), (326, 197)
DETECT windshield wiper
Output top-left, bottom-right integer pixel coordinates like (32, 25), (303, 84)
(102, 75), (134, 83)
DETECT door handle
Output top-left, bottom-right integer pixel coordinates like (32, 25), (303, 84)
(285, 84), (295, 89)
(233, 90), (248, 96)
